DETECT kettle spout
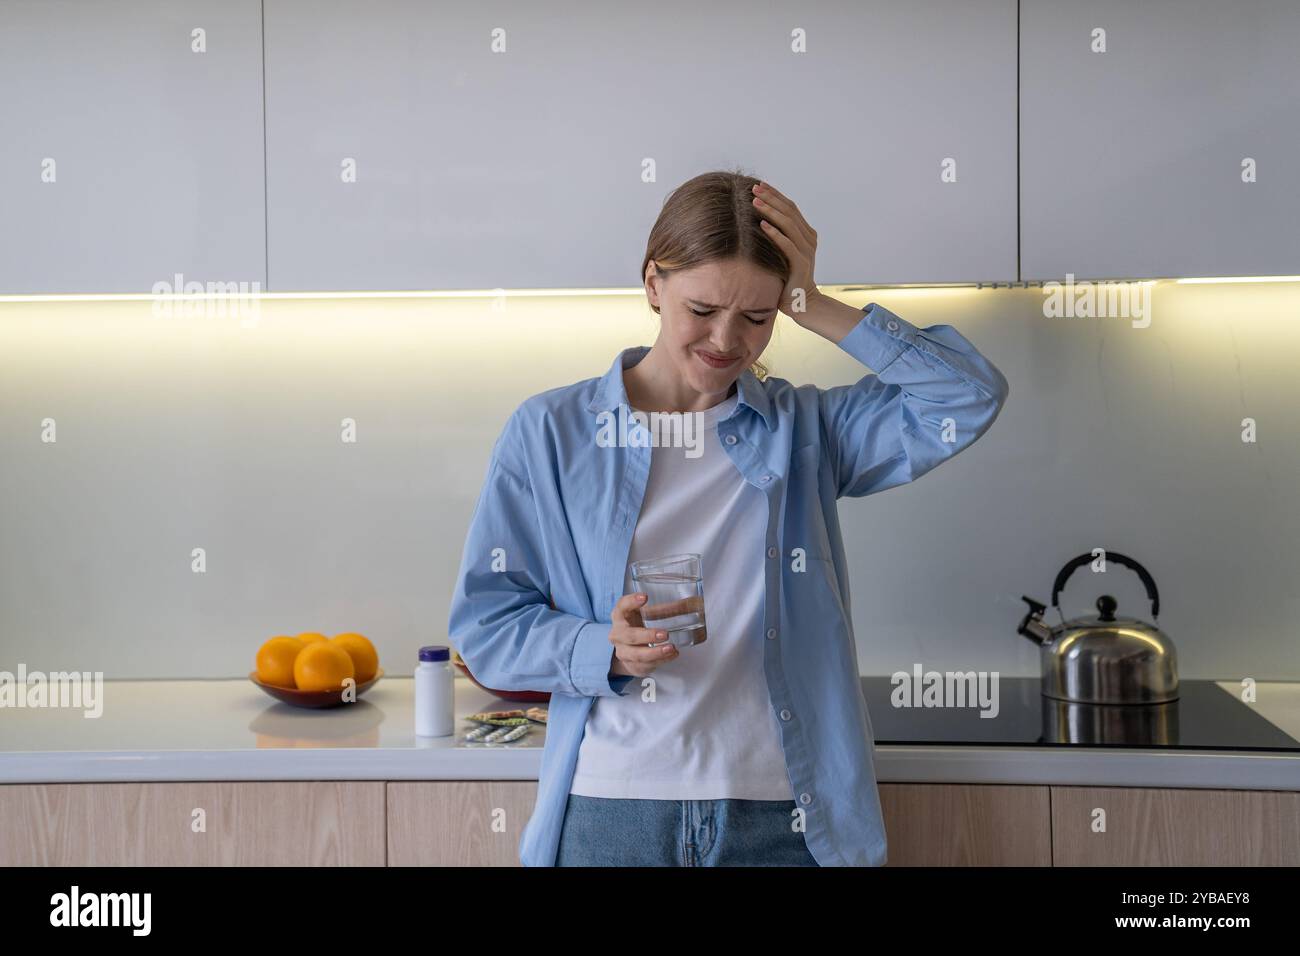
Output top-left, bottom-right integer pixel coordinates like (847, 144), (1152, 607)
(1017, 596), (1054, 646)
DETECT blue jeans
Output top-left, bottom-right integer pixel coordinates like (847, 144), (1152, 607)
(555, 793), (820, 866)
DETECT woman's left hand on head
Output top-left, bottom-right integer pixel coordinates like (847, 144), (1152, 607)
(752, 181), (822, 322)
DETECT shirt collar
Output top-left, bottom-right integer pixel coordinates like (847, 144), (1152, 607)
(584, 346), (776, 430)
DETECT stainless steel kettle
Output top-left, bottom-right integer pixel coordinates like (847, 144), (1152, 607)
(1017, 551), (1178, 705)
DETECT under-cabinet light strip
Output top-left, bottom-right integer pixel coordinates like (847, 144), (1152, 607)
(0, 276), (1296, 303)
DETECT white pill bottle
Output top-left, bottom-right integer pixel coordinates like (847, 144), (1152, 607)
(414, 645), (454, 737)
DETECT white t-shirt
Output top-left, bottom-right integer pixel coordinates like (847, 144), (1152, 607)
(569, 391), (794, 800)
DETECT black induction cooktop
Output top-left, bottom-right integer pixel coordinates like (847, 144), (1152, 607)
(860, 677), (1300, 751)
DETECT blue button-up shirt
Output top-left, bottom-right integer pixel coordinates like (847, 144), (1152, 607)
(448, 302), (1009, 866)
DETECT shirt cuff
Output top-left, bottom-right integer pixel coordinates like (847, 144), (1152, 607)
(837, 302), (915, 374)
(570, 620), (633, 697)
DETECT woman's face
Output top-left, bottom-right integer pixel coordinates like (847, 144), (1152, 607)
(645, 256), (783, 396)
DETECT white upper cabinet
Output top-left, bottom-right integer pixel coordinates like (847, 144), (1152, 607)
(0, 1), (266, 295)
(264, 0), (1018, 291)
(7, 2), (1299, 294)
(1021, 0), (1300, 281)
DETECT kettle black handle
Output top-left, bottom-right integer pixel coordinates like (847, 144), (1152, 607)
(1050, 551), (1160, 618)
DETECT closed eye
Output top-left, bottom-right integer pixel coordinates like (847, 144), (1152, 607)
(690, 306), (771, 326)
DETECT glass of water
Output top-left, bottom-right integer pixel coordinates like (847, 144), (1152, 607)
(630, 553), (707, 649)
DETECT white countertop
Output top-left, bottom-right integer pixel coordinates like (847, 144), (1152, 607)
(2, 675), (1298, 791)
(0, 675), (545, 782)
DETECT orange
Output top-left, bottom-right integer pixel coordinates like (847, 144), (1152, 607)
(296, 631), (329, 645)
(293, 642), (356, 692)
(331, 633), (379, 683)
(256, 636), (305, 688)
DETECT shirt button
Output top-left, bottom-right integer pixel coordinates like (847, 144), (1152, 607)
(759, 474), (772, 483)
(724, 434), (738, 446)
(779, 708), (792, 721)
(886, 319), (899, 332)
(766, 628), (777, 640)
(799, 792), (813, 806)
(766, 546), (777, 558)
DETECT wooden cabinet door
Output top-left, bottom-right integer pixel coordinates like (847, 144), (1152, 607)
(1051, 786), (1300, 865)
(0, 781), (385, 865)
(879, 783), (1052, 865)
(387, 780), (538, 866)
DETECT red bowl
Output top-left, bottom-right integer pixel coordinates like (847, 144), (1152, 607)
(452, 659), (549, 703)
(249, 667), (384, 708)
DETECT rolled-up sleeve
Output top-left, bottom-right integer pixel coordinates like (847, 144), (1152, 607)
(819, 303), (1009, 499)
(448, 415), (633, 698)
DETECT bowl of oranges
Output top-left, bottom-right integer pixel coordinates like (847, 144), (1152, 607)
(251, 632), (382, 708)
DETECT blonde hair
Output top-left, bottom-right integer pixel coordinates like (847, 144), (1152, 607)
(640, 167), (790, 382)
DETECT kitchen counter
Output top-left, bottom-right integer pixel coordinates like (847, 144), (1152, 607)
(2, 676), (1298, 790)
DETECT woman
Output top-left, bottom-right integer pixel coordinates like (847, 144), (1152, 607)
(449, 170), (1009, 866)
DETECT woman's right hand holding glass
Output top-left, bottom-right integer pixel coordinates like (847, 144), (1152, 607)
(608, 592), (678, 678)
